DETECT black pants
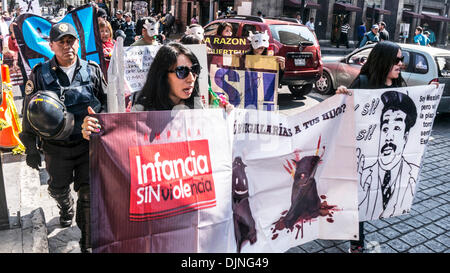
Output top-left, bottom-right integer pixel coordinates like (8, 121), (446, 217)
(337, 32), (349, 48)
(43, 140), (89, 195)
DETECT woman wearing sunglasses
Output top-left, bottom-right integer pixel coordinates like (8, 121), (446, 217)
(336, 41), (438, 253)
(81, 43), (204, 140)
(336, 41), (406, 254)
(336, 41), (405, 94)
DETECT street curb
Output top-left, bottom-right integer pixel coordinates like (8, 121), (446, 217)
(21, 207), (49, 253)
(16, 154), (49, 253)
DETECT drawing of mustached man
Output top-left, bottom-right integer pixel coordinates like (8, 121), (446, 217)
(358, 91), (420, 220)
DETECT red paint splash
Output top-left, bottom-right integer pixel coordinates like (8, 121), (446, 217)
(271, 195), (339, 240)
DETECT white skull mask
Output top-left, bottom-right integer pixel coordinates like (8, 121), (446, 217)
(248, 30), (270, 50)
(144, 21), (159, 37)
(185, 26), (205, 41)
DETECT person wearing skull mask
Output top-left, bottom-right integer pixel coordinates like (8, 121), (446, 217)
(131, 17), (163, 46)
(245, 30), (285, 71)
(183, 24), (205, 43)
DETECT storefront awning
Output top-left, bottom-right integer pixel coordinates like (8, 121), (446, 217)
(305, 1), (321, 9)
(366, 6), (391, 16)
(333, 3), (362, 13)
(284, 0), (321, 9)
(423, 14), (450, 23)
(402, 10), (425, 19)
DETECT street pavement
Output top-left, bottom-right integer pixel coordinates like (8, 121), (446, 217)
(0, 51), (449, 253)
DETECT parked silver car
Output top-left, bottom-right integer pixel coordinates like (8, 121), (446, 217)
(316, 43), (450, 113)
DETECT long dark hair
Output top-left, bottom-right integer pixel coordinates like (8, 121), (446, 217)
(357, 41), (405, 88)
(135, 42), (200, 110)
(217, 22), (233, 36)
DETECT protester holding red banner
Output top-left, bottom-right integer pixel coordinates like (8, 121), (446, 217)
(82, 42), (203, 139)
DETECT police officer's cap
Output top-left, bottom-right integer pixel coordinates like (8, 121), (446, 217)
(27, 91), (74, 140)
(50, 22), (78, 42)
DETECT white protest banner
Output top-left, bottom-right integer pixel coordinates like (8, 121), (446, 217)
(232, 94), (358, 252)
(17, 0), (41, 16)
(90, 94), (359, 253)
(354, 84), (444, 221)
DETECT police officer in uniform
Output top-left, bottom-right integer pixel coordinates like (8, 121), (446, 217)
(19, 22), (107, 253)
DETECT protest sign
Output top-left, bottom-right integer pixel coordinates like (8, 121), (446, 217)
(232, 94), (358, 252)
(13, 4), (104, 74)
(90, 93), (358, 253)
(90, 109), (235, 252)
(209, 54), (279, 110)
(17, 0), (41, 16)
(205, 35), (250, 55)
(354, 84), (444, 221)
(107, 43), (209, 112)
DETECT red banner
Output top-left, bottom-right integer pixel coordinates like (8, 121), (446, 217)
(128, 140), (216, 221)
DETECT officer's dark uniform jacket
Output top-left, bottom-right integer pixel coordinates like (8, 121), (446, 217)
(20, 56), (107, 153)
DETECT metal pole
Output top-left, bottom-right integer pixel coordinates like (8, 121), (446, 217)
(0, 152), (10, 230)
(209, 0), (213, 23)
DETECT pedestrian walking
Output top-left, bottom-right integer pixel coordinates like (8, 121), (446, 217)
(423, 31), (431, 47)
(295, 13), (302, 24)
(190, 14), (198, 25)
(19, 22), (107, 253)
(359, 24), (380, 48)
(336, 19), (350, 48)
(121, 12), (136, 46)
(305, 17), (315, 32)
(110, 10), (125, 36)
(378, 21), (389, 41)
(414, 26), (428, 46)
(357, 21), (366, 47)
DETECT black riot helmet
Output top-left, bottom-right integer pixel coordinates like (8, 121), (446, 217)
(27, 91), (74, 140)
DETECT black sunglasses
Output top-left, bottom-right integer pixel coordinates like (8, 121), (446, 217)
(395, 56), (404, 64)
(168, 64), (201, 79)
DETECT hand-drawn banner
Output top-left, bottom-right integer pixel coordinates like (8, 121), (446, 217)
(13, 4), (104, 74)
(17, 0), (41, 16)
(209, 54), (279, 110)
(205, 35), (250, 55)
(354, 84), (444, 221)
(232, 94), (358, 252)
(90, 94), (358, 253)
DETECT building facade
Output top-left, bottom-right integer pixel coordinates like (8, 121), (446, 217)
(105, 0), (449, 47)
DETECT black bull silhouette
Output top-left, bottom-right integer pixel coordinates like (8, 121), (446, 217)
(232, 157), (257, 252)
(283, 155), (322, 228)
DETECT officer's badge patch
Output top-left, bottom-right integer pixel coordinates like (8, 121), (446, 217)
(25, 80), (34, 95)
(59, 23), (69, 32)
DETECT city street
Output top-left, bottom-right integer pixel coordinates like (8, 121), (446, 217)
(0, 50), (449, 253)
